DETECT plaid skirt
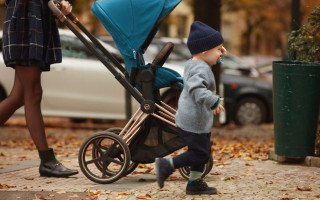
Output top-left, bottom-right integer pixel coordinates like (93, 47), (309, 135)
(2, 0), (62, 71)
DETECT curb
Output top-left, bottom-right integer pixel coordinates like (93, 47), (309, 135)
(268, 148), (320, 167)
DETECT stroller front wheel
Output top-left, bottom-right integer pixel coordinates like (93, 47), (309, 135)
(106, 127), (139, 176)
(78, 131), (131, 184)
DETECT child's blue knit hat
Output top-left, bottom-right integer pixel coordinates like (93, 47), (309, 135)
(187, 21), (224, 55)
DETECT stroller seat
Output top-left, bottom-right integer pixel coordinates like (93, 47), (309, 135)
(91, 0), (184, 97)
(131, 42), (183, 105)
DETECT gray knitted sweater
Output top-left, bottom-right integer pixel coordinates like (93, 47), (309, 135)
(175, 59), (220, 134)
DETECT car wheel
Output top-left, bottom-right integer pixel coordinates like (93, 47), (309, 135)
(233, 97), (267, 125)
(161, 89), (181, 109)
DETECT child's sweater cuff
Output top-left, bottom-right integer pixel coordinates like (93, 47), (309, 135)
(211, 97), (221, 110)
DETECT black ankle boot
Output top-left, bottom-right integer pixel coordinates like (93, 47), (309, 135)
(186, 179), (217, 195)
(38, 148), (78, 177)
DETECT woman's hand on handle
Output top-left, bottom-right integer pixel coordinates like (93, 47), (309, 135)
(60, 0), (72, 15)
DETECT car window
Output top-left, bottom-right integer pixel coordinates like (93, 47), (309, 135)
(144, 43), (191, 64)
(60, 35), (97, 60)
(60, 35), (124, 63)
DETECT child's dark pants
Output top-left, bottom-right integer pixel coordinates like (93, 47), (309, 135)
(172, 127), (211, 172)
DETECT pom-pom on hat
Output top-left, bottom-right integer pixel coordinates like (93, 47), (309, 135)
(187, 21), (224, 55)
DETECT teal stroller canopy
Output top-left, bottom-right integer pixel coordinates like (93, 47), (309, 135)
(92, 0), (183, 90)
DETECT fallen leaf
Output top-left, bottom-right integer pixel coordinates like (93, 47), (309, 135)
(92, 190), (105, 196)
(243, 157), (253, 161)
(210, 171), (222, 175)
(138, 164), (147, 168)
(137, 178), (146, 182)
(245, 163), (254, 166)
(297, 186), (312, 191)
(221, 177), (231, 181)
(86, 188), (90, 196)
(308, 176), (314, 180)
(118, 191), (130, 195)
(241, 174), (251, 177)
(68, 194), (79, 198)
(56, 190), (66, 194)
(0, 184), (16, 189)
(24, 177), (34, 180)
(136, 193), (152, 199)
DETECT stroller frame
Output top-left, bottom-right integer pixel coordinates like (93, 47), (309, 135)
(120, 103), (177, 144)
(49, 0), (213, 184)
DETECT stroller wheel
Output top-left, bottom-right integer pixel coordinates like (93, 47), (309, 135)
(106, 128), (139, 176)
(78, 131), (131, 184)
(178, 155), (213, 180)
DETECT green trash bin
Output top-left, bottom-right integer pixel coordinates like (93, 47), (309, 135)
(273, 61), (320, 158)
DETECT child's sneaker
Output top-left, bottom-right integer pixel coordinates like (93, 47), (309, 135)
(186, 179), (217, 195)
(155, 158), (174, 188)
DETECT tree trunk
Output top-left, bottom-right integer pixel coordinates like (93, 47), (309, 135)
(193, 0), (221, 93)
(194, 0), (222, 126)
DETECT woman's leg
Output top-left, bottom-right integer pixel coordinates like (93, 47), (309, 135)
(15, 66), (48, 151)
(0, 72), (25, 125)
(15, 66), (78, 177)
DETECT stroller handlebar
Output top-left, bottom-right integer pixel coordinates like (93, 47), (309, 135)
(151, 42), (174, 70)
(48, 0), (78, 23)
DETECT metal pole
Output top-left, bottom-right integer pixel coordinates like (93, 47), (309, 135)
(291, 0), (300, 31)
(289, 0), (300, 60)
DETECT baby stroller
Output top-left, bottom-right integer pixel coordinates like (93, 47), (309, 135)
(48, 0), (214, 184)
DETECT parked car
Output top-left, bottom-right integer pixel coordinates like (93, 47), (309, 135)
(141, 37), (274, 125)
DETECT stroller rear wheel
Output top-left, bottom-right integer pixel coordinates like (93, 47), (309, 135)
(106, 127), (139, 176)
(178, 155), (213, 180)
(78, 131), (131, 184)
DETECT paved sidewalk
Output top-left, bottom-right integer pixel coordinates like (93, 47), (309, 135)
(1, 118), (320, 200)
(1, 146), (320, 200)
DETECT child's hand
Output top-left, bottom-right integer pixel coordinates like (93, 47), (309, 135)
(214, 98), (225, 115)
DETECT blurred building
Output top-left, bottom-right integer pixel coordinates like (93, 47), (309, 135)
(0, 0), (318, 58)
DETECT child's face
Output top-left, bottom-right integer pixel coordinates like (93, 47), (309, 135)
(201, 44), (224, 66)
